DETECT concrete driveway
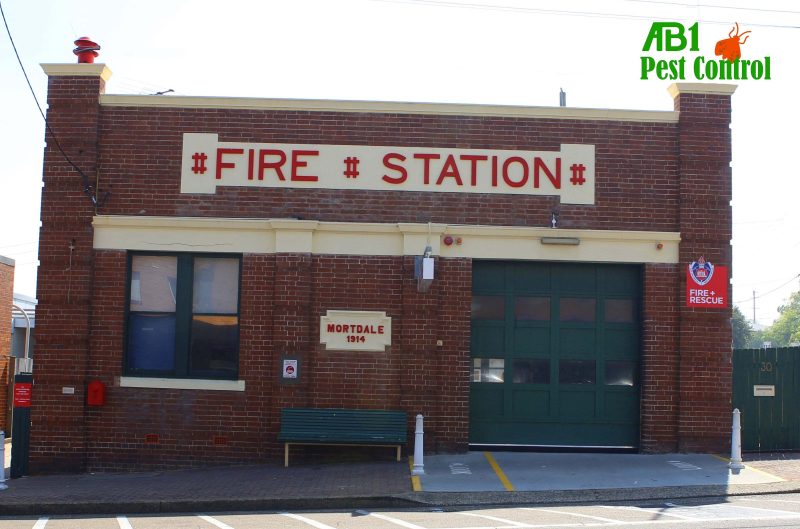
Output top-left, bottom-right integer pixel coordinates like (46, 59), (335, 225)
(414, 452), (785, 492)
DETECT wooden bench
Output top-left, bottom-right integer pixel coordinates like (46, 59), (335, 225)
(278, 408), (407, 467)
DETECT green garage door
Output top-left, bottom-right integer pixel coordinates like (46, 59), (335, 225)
(470, 261), (641, 448)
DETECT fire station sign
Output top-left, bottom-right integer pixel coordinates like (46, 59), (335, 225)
(320, 310), (392, 351)
(181, 133), (596, 204)
(686, 256), (728, 308)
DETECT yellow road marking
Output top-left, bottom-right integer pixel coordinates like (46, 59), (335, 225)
(484, 451), (514, 491)
(408, 456), (422, 491)
(740, 464), (786, 481)
(711, 454), (786, 481)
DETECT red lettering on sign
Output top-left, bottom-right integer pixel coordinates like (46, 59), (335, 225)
(382, 153), (408, 184)
(491, 156), (499, 187)
(327, 323), (387, 335)
(503, 156), (528, 188)
(291, 150), (319, 182)
(247, 149), (255, 180)
(259, 149), (287, 181)
(534, 157), (561, 189)
(460, 155), (487, 186)
(436, 155), (463, 186)
(216, 148), (244, 180)
(413, 153), (440, 185)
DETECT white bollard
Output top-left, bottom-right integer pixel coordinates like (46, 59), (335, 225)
(0, 431), (7, 490)
(729, 408), (745, 471)
(412, 414), (425, 475)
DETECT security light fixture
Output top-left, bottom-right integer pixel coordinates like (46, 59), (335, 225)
(414, 245), (435, 292)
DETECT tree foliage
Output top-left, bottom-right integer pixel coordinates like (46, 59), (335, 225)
(762, 290), (800, 347)
(732, 306), (753, 349)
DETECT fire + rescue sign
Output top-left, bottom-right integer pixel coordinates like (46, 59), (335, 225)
(686, 256), (728, 308)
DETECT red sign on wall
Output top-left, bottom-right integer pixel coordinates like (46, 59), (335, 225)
(686, 256), (728, 308)
(13, 383), (32, 408)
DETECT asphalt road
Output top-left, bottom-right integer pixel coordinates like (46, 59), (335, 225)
(5, 493), (800, 529)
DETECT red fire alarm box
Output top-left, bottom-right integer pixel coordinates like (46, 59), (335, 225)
(87, 380), (106, 406)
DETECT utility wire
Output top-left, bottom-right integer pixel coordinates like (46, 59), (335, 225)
(622, 0), (800, 16)
(735, 273), (800, 304)
(371, 0), (800, 28)
(0, 0), (108, 208)
(0, 240), (38, 250)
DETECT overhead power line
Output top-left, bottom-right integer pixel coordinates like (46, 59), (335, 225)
(622, 0), (800, 16)
(371, 0), (800, 28)
(0, 240), (38, 250)
(735, 273), (800, 304)
(0, 0), (109, 208)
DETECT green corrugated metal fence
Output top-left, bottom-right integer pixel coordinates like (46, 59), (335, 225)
(733, 347), (800, 451)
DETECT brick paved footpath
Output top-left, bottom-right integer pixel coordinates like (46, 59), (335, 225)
(745, 452), (800, 481)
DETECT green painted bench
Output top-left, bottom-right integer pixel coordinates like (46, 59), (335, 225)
(278, 408), (407, 467)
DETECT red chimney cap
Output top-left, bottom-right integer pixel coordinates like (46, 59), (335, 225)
(74, 37), (100, 48)
(73, 37), (101, 63)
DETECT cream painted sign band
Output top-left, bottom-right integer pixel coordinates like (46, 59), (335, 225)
(181, 133), (596, 204)
(320, 310), (392, 352)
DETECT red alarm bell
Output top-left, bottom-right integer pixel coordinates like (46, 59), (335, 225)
(87, 380), (106, 406)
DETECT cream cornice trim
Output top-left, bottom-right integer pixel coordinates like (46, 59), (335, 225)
(668, 83), (737, 98)
(41, 63), (113, 82)
(99, 94), (678, 123)
(93, 215), (680, 264)
(119, 377), (245, 391)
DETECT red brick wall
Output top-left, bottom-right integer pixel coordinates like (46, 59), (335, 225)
(77, 252), (471, 470)
(641, 263), (680, 452)
(0, 257), (14, 433)
(97, 108), (679, 232)
(32, 69), (733, 472)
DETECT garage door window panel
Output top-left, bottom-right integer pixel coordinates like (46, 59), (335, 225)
(473, 358), (505, 383)
(559, 359), (597, 385)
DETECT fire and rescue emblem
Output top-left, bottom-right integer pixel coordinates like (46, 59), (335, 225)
(688, 256), (714, 286)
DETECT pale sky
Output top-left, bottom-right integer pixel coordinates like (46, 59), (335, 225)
(0, 0), (798, 325)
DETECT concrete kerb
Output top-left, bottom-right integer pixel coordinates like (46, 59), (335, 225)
(2, 484), (800, 517)
(0, 496), (423, 517)
(404, 482), (800, 509)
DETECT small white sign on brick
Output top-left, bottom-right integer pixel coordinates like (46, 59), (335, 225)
(320, 310), (392, 352)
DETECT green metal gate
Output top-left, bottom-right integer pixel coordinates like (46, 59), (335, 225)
(470, 261), (641, 448)
(733, 347), (800, 451)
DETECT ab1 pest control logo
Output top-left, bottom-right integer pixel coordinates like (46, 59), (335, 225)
(641, 21), (771, 81)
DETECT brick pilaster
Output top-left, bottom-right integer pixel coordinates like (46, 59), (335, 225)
(31, 64), (110, 473)
(671, 83), (736, 452)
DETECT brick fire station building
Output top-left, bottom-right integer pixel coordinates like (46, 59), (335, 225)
(32, 63), (734, 473)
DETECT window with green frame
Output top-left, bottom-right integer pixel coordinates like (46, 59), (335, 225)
(125, 253), (241, 379)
